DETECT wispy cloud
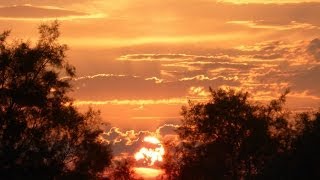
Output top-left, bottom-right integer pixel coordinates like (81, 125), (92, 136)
(228, 20), (319, 31)
(145, 77), (164, 84)
(0, 4), (105, 21)
(118, 54), (196, 62)
(73, 74), (136, 81)
(179, 75), (239, 82)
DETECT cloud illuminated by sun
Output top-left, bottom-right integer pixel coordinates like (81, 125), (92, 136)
(134, 136), (164, 166)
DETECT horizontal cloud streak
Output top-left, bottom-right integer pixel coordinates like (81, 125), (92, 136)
(228, 20), (320, 31)
(0, 4), (105, 20)
(74, 98), (188, 106)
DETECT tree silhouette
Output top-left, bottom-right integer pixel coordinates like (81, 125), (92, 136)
(289, 111), (320, 179)
(261, 111), (320, 179)
(0, 21), (112, 179)
(162, 88), (291, 179)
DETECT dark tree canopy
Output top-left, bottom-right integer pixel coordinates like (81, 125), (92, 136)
(0, 21), (112, 179)
(262, 111), (320, 179)
(162, 88), (292, 179)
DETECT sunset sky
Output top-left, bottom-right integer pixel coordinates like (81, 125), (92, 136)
(1, 0), (320, 178)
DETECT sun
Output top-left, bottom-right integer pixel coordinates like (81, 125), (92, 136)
(134, 136), (165, 166)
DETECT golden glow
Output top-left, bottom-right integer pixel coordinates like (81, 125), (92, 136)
(134, 136), (165, 166)
(144, 136), (161, 144)
(134, 167), (164, 179)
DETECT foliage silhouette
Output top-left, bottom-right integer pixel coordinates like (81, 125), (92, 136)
(261, 111), (320, 179)
(162, 88), (292, 179)
(0, 21), (112, 179)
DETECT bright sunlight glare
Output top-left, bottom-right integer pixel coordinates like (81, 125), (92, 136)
(134, 136), (165, 166)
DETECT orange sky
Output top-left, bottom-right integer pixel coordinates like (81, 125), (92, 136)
(1, 0), (320, 177)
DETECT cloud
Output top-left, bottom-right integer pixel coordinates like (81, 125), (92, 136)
(160, 124), (180, 137)
(235, 40), (304, 59)
(114, 1), (320, 27)
(102, 127), (152, 156)
(68, 38), (320, 107)
(145, 77), (164, 84)
(0, 0), (90, 6)
(179, 75), (212, 81)
(228, 20), (319, 31)
(115, 53), (249, 83)
(307, 38), (320, 61)
(3, 1), (320, 47)
(188, 86), (211, 98)
(118, 54), (196, 62)
(162, 61), (250, 73)
(73, 74), (136, 81)
(85, 37), (320, 159)
(101, 124), (179, 157)
(68, 39), (320, 132)
(290, 65), (320, 95)
(118, 54), (233, 63)
(179, 75), (239, 82)
(0, 4), (104, 20)
(71, 73), (240, 100)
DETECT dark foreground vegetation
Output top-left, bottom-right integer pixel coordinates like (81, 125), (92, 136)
(1, 22), (320, 179)
(0, 22), (112, 179)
